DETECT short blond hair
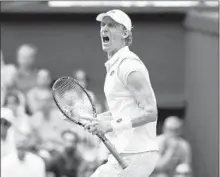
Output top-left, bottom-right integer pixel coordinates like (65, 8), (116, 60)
(122, 26), (133, 46)
(125, 31), (132, 46)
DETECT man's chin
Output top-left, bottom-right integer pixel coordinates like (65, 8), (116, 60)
(102, 44), (111, 52)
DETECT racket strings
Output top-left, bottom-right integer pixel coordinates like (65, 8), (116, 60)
(53, 78), (93, 121)
(53, 78), (69, 90)
(54, 79), (77, 96)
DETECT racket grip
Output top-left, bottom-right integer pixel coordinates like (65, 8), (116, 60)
(97, 134), (128, 169)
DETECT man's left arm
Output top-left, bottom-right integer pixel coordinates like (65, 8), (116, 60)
(126, 71), (158, 128)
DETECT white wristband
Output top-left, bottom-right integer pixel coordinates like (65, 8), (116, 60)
(111, 118), (132, 132)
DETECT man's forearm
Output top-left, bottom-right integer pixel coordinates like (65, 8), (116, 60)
(131, 109), (157, 128)
(107, 109), (157, 133)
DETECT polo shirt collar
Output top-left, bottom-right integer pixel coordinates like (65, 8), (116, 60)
(104, 46), (129, 71)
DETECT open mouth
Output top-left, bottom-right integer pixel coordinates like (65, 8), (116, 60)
(102, 36), (110, 44)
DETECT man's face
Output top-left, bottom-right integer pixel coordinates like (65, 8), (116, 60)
(100, 16), (125, 53)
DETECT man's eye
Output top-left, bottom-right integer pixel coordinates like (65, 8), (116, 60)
(108, 23), (114, 27)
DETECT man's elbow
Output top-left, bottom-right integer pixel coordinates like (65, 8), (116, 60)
(145, 108), (157, 122)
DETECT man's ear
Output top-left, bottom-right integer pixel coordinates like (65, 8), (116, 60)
(122, 30), (129, 39)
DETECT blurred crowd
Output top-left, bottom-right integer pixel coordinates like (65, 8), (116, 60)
(1, 44), (192, 177)
(1, 44), (108, 177)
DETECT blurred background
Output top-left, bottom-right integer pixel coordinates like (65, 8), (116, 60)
(1, 1), (219, 177)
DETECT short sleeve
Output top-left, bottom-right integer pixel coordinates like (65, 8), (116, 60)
(118, 59), (148, 85)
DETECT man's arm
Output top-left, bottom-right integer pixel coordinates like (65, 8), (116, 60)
(92, 71), (157, 135)
(126, 71), (157, 128)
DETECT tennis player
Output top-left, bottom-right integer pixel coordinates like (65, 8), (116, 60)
(85, 9), (159, 177)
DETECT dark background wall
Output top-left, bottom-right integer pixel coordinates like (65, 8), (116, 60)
(1, 13), (186, 109)
(184, 11), (218, 177)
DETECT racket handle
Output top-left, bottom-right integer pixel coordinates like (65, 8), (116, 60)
(97, 133), (128, 169)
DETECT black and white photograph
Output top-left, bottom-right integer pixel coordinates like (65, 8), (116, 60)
(1, 1), (219, 177)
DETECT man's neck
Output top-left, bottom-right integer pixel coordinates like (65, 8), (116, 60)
(107, 45), (127, 60)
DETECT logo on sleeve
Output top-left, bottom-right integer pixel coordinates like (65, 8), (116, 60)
(110, 70), (115, 76)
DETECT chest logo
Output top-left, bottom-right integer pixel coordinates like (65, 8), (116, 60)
(110, 70), (115, 76)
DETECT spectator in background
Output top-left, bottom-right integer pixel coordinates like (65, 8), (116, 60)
(46, 130), (82, 177)
(73, 69), (102, 113)
(4, 91), (28, 123)
(15, 44), (39, 95)
(3, 92), (41, 152)
(1, 50), (20, 107)
(1, 124), (46, 177)
(1, 107), (16, 159)
(151, 116), (192, 177)
(27, 70), (67, 147)
(27, 69), (53, 115)
(29, 101), (70, 147)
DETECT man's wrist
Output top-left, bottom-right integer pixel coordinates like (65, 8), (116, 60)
(111, 119), (132, 132)
(106, 122), (113, 133)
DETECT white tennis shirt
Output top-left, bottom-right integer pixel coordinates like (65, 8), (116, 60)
(104, 46), (158, 153)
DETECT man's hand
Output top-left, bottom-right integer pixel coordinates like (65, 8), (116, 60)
(84, 120), (113, 135)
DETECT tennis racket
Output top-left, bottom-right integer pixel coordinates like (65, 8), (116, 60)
(52, 76), (128, 169)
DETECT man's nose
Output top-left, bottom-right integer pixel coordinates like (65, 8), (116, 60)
(100, 26), (108, 34)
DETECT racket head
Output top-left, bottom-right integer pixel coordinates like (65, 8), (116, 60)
(52, 76), (97, 126)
